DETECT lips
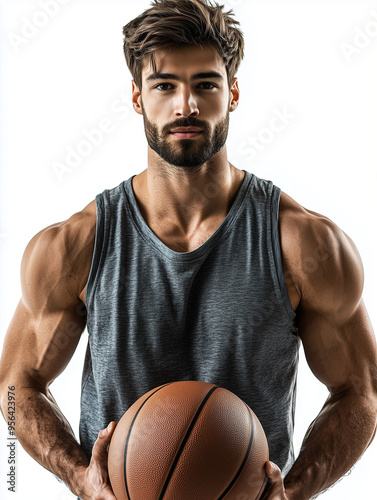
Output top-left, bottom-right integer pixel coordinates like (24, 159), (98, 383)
(170, 127), (202, 133)
(169, 127), (203, 139)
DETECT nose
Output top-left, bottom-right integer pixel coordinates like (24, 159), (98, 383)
(174, 86), (199, 118)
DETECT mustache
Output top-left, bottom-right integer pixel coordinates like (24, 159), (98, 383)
(162, 117), (210, 136)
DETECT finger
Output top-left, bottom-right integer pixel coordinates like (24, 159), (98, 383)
(262, 461), (286, 499)
(265, 461), (283, 481)
(99, 421), (116, 441)
(92, 422), (117, 462)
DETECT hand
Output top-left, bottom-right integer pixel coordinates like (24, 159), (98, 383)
(78, 422), (117, 500)
(261, 461), (289, 500)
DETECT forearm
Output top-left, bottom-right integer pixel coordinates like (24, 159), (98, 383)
(0, 385), (89, 497)
(284, 392), (377, 500)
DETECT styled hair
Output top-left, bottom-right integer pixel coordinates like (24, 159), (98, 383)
(122, 0), (244, 89)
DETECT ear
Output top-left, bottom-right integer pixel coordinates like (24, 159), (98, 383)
(229, 77), (240, 112)
(132, 80), (143, 115)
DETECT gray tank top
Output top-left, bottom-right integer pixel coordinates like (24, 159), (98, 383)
(80, 170), (300, 477)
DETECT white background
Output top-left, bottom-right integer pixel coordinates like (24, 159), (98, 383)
(0, 0), (376, 498)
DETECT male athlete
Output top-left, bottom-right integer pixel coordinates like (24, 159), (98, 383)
(0, 1), (376, 499)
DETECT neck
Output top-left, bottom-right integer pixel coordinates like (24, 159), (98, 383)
(132, 146), (245, 234)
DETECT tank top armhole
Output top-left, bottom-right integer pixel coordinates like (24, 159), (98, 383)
(85, 193), (108, 319)
(269, 185), (297, 325)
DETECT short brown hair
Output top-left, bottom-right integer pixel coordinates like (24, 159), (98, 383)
(122, 0), (244, 89)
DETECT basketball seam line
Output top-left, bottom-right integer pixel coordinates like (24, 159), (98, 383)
(158, 385), (220, 500)
(256, 473), (269, 500)
(123, 383), (173, 500)
(217, 402), (255, 500)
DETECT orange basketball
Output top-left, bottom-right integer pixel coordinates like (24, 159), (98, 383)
(108, 381), (269, 500)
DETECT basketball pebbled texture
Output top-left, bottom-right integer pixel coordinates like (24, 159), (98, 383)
(108, 381), (269, 500)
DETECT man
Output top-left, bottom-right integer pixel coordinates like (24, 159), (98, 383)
(0, 0), (376, 499)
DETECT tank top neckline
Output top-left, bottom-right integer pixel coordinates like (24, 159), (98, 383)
(123, 169), (253, 262)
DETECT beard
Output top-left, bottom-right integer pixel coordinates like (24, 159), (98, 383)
(141, 105), (230, 168)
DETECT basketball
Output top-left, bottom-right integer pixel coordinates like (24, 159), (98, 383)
(108, 380), (269, 500)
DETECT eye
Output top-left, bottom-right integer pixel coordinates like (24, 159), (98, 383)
(197, 82), (217, 90)
(154, 83), (174, 91)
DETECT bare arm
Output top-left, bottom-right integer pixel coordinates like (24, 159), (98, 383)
(264, 195), (377, 499)
(0, 204), (116, 499)
(285, 303), (377, 499)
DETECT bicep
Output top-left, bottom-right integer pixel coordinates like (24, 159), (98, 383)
(298, 299), (377, 397)
(1, 298), (86, 391)
(292, 214), (377, 397)
(0, 223), (88, 393)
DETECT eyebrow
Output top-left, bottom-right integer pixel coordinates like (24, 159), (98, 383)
(145, 71), (224, 83)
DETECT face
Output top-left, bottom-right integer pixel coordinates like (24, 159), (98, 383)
(132, 45), (239, 169)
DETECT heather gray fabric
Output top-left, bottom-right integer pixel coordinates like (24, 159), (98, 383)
(80, 170), (300, 477)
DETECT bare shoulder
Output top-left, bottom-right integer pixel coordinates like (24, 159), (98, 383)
(21, 200), (96, 311)
(279, 191), (364, 318)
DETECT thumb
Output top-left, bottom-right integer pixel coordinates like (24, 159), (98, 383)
(265, 461), (282, 480)
(266, 461), (285, 498)
(92, 422), (117, 463)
